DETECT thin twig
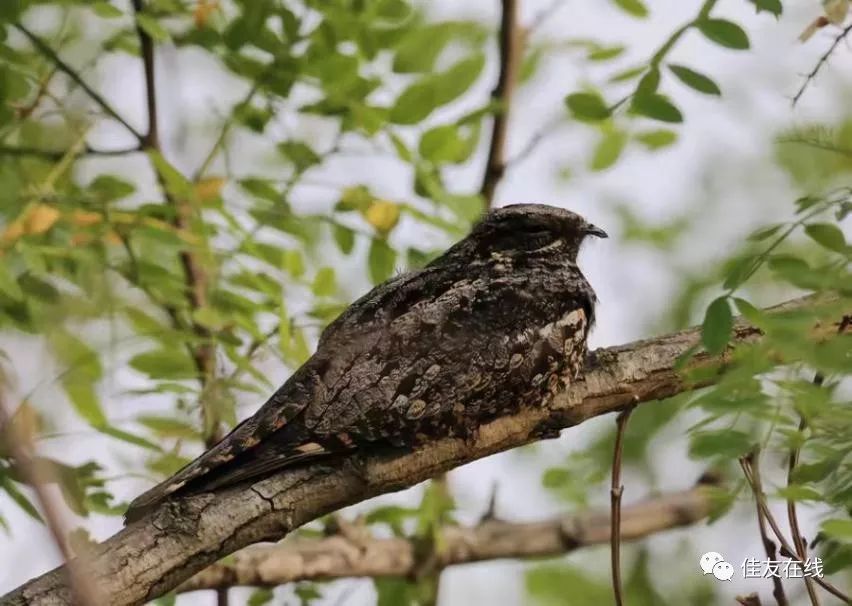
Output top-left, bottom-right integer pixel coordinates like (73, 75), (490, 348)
(785, 373), (823, 606)
(792, 23), (852, 107)
(741, 454), (851, 604)
(480, 0), (521, 208)
(193, 83), (261, 180)
(0, 387), (101, 606)
(130, 0), (159, 148)
(610, 405), (634, 606)
(740, 452), (789, 606)
(505, 116), (562, 170)
(14, 23), (144, 142)
(529, 0), (565, 35)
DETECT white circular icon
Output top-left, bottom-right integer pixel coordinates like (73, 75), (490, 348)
(699, 551), (725, 575)
(712, 560), (734, 581)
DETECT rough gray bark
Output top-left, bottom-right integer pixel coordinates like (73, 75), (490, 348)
(0, 293), (841, 606)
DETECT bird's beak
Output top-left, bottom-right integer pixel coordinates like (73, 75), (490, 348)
(585, 224), (608, 239)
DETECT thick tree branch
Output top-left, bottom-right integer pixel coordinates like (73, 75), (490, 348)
(175, 475), (718, 593)
(480, 0), (521, 208)
(0, 293), (845, 606)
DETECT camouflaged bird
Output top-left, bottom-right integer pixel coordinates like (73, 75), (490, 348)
(124, 204), (606, 523)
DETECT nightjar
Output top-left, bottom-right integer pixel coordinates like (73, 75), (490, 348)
(125, 203), (606, 522)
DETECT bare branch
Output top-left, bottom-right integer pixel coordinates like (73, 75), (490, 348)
(792, 23), (852, 107)
(130, 0), (159, 149)
(0, 389), (101, 606)
(740, 452), (789, 606)
(741, 452), (851, 604)
(0, 292), (846, 606)
(786, 373), (823, 606)
(128, 0), (219, 445)
(175, 476), (717, 593)
(610, 406), (634, 606)
(480, 0), (522, 208)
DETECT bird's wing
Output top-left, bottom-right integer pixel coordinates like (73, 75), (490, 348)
(123, 269), (444, 522)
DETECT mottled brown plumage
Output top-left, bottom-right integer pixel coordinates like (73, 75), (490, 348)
(124, 204), (605, 523)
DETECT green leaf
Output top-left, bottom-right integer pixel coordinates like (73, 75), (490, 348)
(564, 92), (611, 122)
(277, 141), (321, 173)
(91, 2), (122, 18)
(697, 19), (750, 50)
(635, 68), (660, 97)
(805, 223), (847, 252)
(0, 475), (42, 522)
(147, 150), (192, 199)
(634, 129), (677, 150)
(332, 224), (355, 254)
(631, 94), (683, 123)
(0, 1), (24, 22)
(689, 429), (753, 459)
(130, 349), (197, 381)
(792, 459), (838, 483)
(390, 54), (485, 124)
(138, 415), (200, 439)
(239, 178), (280, 203)
(247, 588), (273, 606)
(587, 46), (625, 62)
(701, 296), (733, 354)
(746, 223), (783, 242)
(90, 175), (135, 201)
(590, 130), (628, 171)
(368, 239), (396, 284)
(668, 64), (721, 95)
(50, 331), (106, 427)
(136, 14), (170, 42)
(419, 124), (479, 164)
(747, 0), (782, 17)
(527, 564), (611, 605)
(612, 0), (648, 17)
(0, 264), (22, 301)
(392, 22), (477, 73)
(822, 519), (852, 542)
(775, 485), (823, 502)
(733, 297), (766, 327)
(311, 267), (336, 297)
(284, 250), (305, 278)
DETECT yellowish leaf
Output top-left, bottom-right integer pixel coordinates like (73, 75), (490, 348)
(70, 210), (103, 227)
(800, 15), (829, 42)
(24, 204), (61, 235)
(193, 0), (219, 28)
(824, 0), (849, 24)
(1, 219), (25, 245)
(194, 176), (225, 204)
(363, 200), (400, 234)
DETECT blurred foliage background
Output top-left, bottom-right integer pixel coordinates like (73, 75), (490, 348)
(0, 0), (851, 604)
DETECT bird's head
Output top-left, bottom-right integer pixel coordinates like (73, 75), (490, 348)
(442, 204), (607, 264)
